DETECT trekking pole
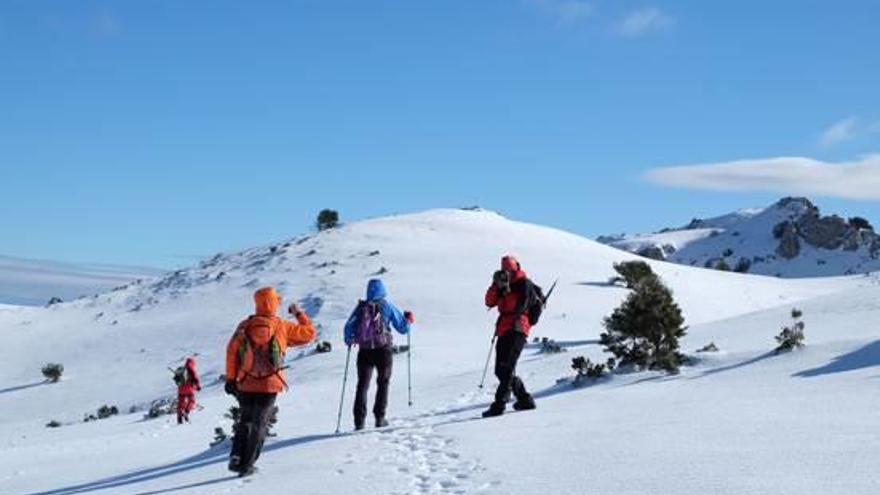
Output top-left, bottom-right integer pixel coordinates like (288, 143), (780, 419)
(407, 332), (413, 407)
(478, 335), (497, 389)
(335, 345), (352, 434)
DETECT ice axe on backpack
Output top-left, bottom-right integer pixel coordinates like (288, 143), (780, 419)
(542, 279), (559, 307)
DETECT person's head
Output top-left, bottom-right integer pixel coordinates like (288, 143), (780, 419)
(501, 255), (521, 276)
(185, 357), (196, 369)
(254, 287), (282, 315)
(366, 279), (387, 302)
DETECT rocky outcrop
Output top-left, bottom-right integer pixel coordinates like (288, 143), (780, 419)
(775, 221), (801, 260)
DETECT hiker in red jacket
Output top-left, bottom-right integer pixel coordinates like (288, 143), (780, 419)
(483, 255), (537, 418)
(176, 357), (201, 424)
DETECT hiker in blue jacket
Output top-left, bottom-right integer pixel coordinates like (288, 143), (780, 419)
(344, 279), (414, 430)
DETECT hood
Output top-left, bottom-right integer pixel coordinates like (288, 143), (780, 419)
(254, 287), (281, 316)
(501, 255), (527, 281)
(185, 357), (197, 370)
(366, 279), (387, 301)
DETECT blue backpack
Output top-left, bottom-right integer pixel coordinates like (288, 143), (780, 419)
(354, 300), (392, 349)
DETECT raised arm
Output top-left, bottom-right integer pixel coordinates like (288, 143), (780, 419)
(283, 312), (316, 347)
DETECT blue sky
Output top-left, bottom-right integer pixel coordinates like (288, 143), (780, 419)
(1, 0), (879, 268)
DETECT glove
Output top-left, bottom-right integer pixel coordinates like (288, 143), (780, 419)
(196, 385), (202, 392)
(404, 311), (415, 324)
(224, 380), (237, 396)
(493, 270), (510, 294)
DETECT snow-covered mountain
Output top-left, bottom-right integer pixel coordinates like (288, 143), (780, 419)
(598, 197), (880, 278)
(3, 208), (880, 495)
(0, 255), (163, 306)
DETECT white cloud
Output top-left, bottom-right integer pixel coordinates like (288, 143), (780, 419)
(819, 117), (858, 147)
(644, 155), (880, 200)
(615, 7), (674, 37)
(526, 0), (594, 24)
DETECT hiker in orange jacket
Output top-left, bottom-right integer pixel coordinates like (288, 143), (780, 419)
(224, 286), (316, 477)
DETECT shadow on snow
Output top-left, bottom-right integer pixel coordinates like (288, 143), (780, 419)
(0, 381), (46, 395)
(794, 340), (880, 378)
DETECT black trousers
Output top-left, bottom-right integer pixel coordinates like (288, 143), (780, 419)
(354, 347), (393, 426)
(494, 331), (531, 406)
(231, 392), (277, 470)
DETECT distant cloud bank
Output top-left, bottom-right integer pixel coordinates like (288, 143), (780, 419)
(644, 155), (880, 200)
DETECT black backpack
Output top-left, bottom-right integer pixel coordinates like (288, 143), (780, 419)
(172, 366), (188, 386)
(525, 280), (547, 326)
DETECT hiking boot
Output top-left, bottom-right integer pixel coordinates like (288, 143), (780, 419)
(481, 402), (505, 418)
(354, 422), (365, 431)
(238, 465), (258, 478)
(513, 397), (536, 411)
(375, 417), (389, 428)
(228, 455), (242, 473)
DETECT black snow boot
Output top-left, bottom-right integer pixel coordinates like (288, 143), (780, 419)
(228, 455), (242, 473)
(238, 465), (258, 478)
(513, 396), (536, 411)
(354, 422), (365, 431)
(481, 402), (505, 418)
(375, 417), (389, 428)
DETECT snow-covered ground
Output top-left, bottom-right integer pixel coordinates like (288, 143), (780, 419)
(0, 255), (163, 306)
(2, 208), (879, 494)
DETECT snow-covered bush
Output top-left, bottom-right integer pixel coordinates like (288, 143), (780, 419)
(316, 209), (340, 231)
(697, 342), (719, 353)
(539, 337), (565, 354)
(210, 427), (229, 447)
(611, 260), (656, 289)
(144, 397), (176, 419)
(600, 276), (687, 373)
(391, 344), (410, 355)
(84, 405), (119, 422)
(734, 258), (751, 273)
(714, 259), (731, 271)
(775, 308), (805, 353)
(315, 341), (332, 353)
(46, 296), (63, 307)
(46, 420), (62, 428)
(42, 363), (64, 383)
(571, 356), (614, 384)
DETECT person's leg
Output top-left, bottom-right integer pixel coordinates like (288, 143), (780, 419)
(492, 332), (517, 406)
(353, 349), (374, 429)
(373, 347), (394, 426)
(245, 393), (277, 469)
(229, 393), (252, 472)
(507, 333), (535, 409)
(176, 393), (187, 424)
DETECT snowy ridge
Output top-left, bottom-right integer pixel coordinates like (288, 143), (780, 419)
(2, 208), (880, 494)
(0, 255), (163, 306)
(599, 197), (880, 278)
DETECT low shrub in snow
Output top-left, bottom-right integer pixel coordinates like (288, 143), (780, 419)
(600, 275), (687, 373)
(210, 427), (229, 447)
(697, 342), (719, 353)
(46, 420), (62, 428)
(775, 308), (805, 353)
(571, 356), (614, 384)
(144, 397), (176, 419)
(610, 260), (656, 289)
(46, 296), (63, 307)
(315, 341), (332, 353)
(539, 337), (565, 354)
(85, 405), (119, 422)
(42, 363), (64, 383)
(391, 344), (410, 355)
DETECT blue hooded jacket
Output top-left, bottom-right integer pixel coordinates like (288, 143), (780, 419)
(344, 279), (410, 346)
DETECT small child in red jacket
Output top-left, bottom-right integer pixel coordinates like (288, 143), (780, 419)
(175, 357), (201, 424)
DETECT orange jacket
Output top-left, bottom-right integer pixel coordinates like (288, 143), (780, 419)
(226, 287), (316, 394)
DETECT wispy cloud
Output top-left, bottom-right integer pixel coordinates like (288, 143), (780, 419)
(819, 117), (858, 147)
(615, 7), (674, 37)
(526, 0), (594, 25)
(644, 155), (880, 200)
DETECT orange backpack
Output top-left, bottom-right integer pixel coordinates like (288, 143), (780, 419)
(236, 316), (286, 383)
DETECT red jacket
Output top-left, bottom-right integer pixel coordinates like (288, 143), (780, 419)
(177, 357), (201, 395)
(485, 256), (532, 337)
